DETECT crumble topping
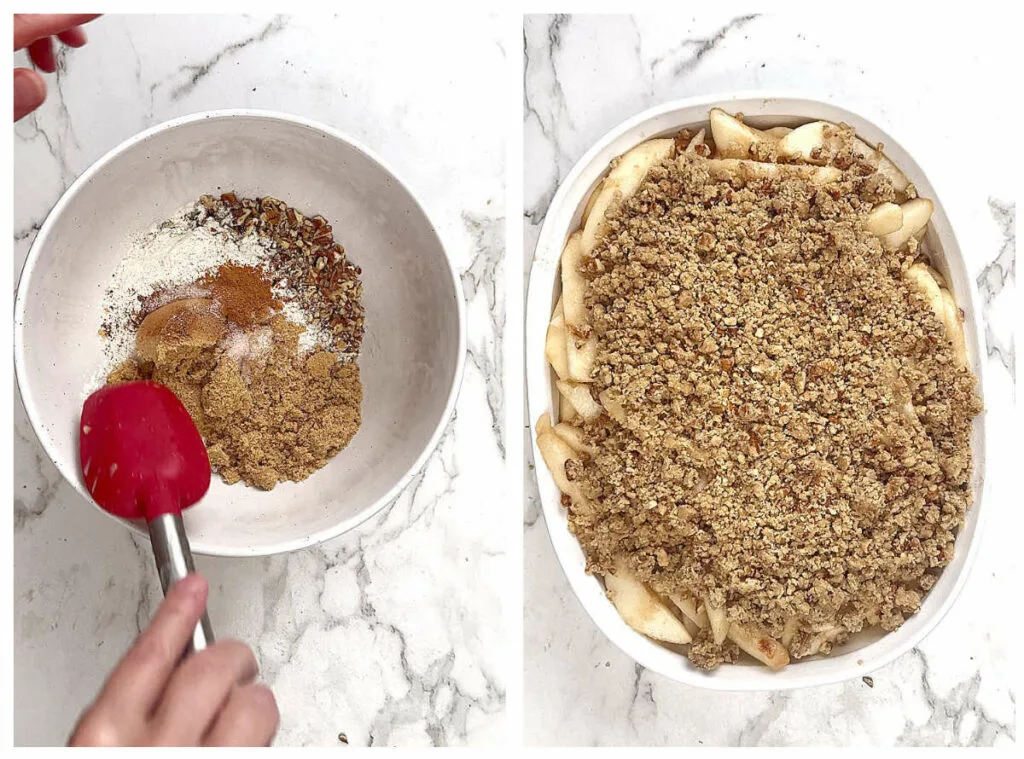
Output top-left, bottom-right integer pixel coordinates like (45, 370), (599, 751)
(569, 145), (981, 668)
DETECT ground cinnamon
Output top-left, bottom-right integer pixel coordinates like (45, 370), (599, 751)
(202, 263), (282, 327)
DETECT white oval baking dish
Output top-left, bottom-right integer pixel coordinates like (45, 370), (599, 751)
(526, 93), (988, 690)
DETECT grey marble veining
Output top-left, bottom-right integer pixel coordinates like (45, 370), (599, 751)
(14, 14), (507, 747)
(976, 199), (1015, 382)
(523, 12), (1017, 747)
(647, 14), (758, 80)
(461, 212), (507, 459)
(156, 15), (290, 101)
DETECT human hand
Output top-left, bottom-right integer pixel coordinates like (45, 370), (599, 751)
(14, 13), (100, 121)
(69, 574), (279, 747)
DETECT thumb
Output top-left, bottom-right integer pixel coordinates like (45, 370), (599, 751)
(14, 68), (46, 121)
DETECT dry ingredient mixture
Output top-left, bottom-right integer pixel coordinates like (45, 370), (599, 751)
(100, 193), (365, 490)
(570, 133), (981, 668)
(198, 193), (364, 356)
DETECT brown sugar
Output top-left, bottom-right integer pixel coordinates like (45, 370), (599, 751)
(135, 298), (227, 363)
(109, 315), (361, 490)
(571, 148), (981, 668)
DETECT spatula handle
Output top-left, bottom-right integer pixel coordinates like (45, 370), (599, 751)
(148, 512), (215, 653)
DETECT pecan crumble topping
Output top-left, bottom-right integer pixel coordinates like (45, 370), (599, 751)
(569, 144), (981, 668)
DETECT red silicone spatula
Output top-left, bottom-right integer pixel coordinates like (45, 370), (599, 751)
(80, 380), (214, 652)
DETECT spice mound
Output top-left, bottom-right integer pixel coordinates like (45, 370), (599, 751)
(101, 194), (364, 491)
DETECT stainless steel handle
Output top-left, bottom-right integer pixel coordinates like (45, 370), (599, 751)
(148, 512), (214, 653)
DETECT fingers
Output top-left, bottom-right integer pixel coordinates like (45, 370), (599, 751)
(58, 27), (89, 48)
(68, 573), (274, 748)
(93, 574), (209, 719)
(150, 640), (260, 746)
(203, 683), (280, 747)
(13, 14), (98, 120)
(14, 14), (101, 51)
(13, 68), (46, 121)
(28, 37), (55, 74)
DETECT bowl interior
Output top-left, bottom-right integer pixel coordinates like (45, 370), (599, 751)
(527, 95), (987, 688)
(17, 113), (462, 555)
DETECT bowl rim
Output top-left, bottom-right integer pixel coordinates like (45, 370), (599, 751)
(14, 108), (467, 557)
(526, 91), (990, 690)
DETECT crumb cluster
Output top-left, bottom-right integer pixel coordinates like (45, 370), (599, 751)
(569, 147), (981, 666)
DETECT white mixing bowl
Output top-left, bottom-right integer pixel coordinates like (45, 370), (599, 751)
(16, 110), (465, 556)
(526, 94), (989, 690)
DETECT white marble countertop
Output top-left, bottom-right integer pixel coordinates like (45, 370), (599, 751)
(524, 13), (1016, 747)
(14, 14), (507, 747)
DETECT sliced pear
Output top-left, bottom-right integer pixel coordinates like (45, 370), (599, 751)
(545, 309), (571, 380)
(709, 108), (776, 159)
(777, 121), (830, 163)
(535, 431), (584, 502)
(607, 139), (676, 186)
(865, 202), (903, 236)
(670, 596), (709, 629)
(901, 262), (968, 366)
(581, 179), (604, 227)
(852, 138), (909, 193)
(939, 289), (968, 368)
(559, 230), (597, 382)
(685, 127), (707, 153)
(536, 412), (554, 437)
(598, 388), (627, 425)
(558, 390), (579, 423)
(728, 623), (790, 670)
(605, 561), (691, 645)
(781, 616), (800, 648)
(580, 139), (675, 255)
(566, 334), (597, 383)
(680, 615), (700, 639)
(881, 198), (934, 251)
(560, 234), (589, 326)
(903, 263), (944, 310)
(875, 154), (910, 193)
(764, 126), (793, 138)
(797, 624), (843, 658)
(705, 158), (841, 185)
(777, 123), (910, 191)
(903, 264), (949, 345)
(579, 184), (621, 257)
(704, 601), (730, 645)
(553, 422), (596, 456)
(555, 380), (604, 422)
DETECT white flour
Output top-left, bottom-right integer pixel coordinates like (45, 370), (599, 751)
(279, 298), (357, 362)
(89, 202), (321, 394)
(280, 300), (331, 354)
